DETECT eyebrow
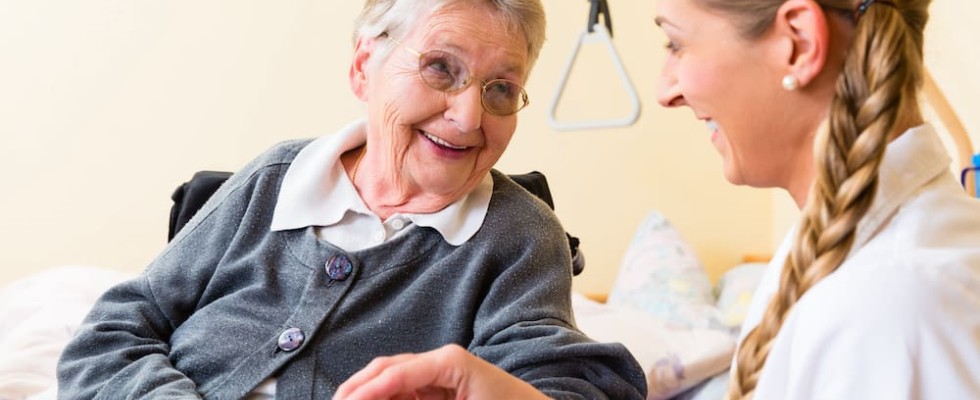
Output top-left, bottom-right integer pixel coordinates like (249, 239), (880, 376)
(433, 40), (527, 79)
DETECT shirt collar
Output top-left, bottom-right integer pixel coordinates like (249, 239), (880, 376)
(853, 123), (952, 251)
(270, 119), (492, 245)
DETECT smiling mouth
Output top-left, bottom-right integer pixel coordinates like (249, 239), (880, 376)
(420, 130), (468, 151)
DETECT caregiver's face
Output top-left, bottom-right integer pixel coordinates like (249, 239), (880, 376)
(361, 3), (529, 200)
(655, 0), (803, 188)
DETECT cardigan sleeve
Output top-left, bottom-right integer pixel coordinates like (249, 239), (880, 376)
(55, 173), (248, 399)
(468, 178), (647, 399)
(55, 146), (294, 399)
(56, 274), (204, 399)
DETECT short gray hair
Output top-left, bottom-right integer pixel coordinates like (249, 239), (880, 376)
(353, 0), (546, 74)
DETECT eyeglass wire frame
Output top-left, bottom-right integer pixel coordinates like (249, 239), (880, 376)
(379, 32), (530, 116)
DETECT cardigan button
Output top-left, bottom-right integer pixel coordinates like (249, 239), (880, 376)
(277, 328), (305, 352)
(326, 255), (353, 281)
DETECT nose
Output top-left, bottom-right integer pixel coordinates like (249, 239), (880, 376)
(657, 60), (686, 108)
(444, 83), (484, 133)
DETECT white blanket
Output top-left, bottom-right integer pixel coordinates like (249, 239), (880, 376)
(0, 266), (131, 400)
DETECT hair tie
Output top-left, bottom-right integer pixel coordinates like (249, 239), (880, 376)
(856, 0), (898, 17)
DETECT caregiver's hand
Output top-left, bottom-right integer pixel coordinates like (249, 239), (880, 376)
(333, 344), (551, 400)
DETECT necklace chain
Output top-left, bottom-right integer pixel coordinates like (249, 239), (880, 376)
(350, 145), (367, 183)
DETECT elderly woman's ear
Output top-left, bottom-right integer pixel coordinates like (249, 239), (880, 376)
(349, 35), (378, 101)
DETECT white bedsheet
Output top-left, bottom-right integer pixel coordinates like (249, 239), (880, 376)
(0, 266), (131, 400)
(572, 292), (735, 400)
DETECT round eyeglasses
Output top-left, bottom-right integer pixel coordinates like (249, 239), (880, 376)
(382, 33), (529, 116)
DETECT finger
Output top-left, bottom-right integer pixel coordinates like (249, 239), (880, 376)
(415, 386), (455, 400)
(337, 346), (466, 400)
(340, 358), (450, 400)
(334, 353), (420, 399)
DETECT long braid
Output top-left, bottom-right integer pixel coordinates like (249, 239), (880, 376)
(726, 1), (929, 398)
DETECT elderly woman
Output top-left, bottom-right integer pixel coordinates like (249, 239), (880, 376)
(55, 0), (647, 399)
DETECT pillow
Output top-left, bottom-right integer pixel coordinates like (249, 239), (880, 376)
(714, 262), (768, 334)
(671, 263), (768, 400)
(0, 266), (131, 400)
(573, 293), (735, 400)
(606, 211), (721, 329)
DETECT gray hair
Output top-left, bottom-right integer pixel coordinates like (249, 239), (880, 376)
(353, 0), (546, 75)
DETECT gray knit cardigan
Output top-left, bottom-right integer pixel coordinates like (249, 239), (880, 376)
(57, 139), (647, 399)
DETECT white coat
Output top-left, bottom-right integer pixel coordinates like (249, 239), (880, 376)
(740, 124), (980, 399)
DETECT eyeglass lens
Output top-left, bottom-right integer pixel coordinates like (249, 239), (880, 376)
(417, 50), (528, 115)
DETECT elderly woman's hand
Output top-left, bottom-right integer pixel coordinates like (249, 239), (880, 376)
(333, 344), (551, 400)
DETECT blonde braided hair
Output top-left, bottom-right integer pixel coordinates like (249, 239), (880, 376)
(684, 0), (930, 398)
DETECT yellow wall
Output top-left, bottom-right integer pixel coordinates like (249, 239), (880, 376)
(1, 1), (974, 295)
(927, 1), (980, 151)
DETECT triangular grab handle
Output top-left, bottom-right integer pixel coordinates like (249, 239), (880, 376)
(547, 24), (641, 131)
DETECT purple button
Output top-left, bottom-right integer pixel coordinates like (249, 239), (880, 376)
(326, 255), (353, 281)
(277, 327), (304, 352)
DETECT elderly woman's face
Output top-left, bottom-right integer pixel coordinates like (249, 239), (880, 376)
(355, 4), (529, 200)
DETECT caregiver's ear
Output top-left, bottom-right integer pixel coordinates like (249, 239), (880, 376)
(349, 35), (378, 101)
(774, 0), (831, 88)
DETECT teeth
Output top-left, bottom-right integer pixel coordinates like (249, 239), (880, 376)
(422, 131), (467, 150)
(706, 120), (719, 132)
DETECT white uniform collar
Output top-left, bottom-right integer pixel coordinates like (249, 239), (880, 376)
(852, 123), (951, 251)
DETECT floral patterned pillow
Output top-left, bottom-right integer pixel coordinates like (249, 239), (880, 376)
(714, 262), (768, 333)
(606, 211), (722, 329)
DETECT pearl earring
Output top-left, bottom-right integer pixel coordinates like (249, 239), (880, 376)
(782, 75), (799, 91)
